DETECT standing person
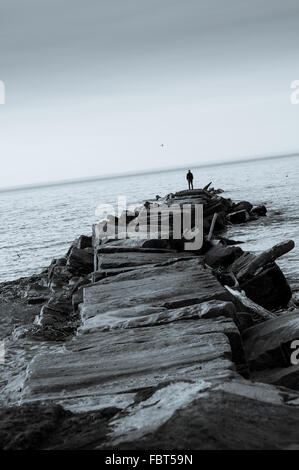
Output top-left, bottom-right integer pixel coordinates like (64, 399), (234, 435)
(186, 170), (194, 190)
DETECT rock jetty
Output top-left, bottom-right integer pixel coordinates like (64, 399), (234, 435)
(0, 185), (299, 450)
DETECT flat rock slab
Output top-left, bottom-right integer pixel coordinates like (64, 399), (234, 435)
(82, 259), (230, 329)
(79, 299), (236, 333)
(243, 311), (299, 370)
(98, 252), (193, 270)
(21, 318), (238, 409)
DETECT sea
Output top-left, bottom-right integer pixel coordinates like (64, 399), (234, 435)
(0, 155), (298, 291)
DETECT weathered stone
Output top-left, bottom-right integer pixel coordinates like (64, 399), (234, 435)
(229, 201), (253, 214)
(237, 240), (295, 283)
(243, 311), (299, 370)
(241, 263), (292, 310)
(0, 403), (118, 450)
(98, 251), (193, 270)
(174, 189), (209, 198)
(104, 379), (299, 450)
(81, 259), (230, 327)
(42, 296), (73, 316)
(234, 312), (254, 332)
(227, 209), (250, 224)
(7, 380), (299, 450)
(67, 247), (94, 274)
(79, 300), (236, 333)
(251, 204), (267, 216)
(101, 238), (173, 250)
(204, 244), (243, 268)
(98, 245), (175, 253)
(22, 319), (238, 407)
(224, 286), (277, 323)
(0, 403), (69, 450)
(49, 265), (73, 287)
(252, 365), (299, 391)
(77, 235), (92, 250)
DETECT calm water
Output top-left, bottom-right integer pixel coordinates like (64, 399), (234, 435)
(0, 155), (298, 290)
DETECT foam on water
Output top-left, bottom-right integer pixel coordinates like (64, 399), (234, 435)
(0, 155), (298, 289)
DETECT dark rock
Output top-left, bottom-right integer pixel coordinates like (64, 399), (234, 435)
(49, 265), (73, 287)
(27, 296), (49, 305)
(0, 403), (69, 450)
(34, 294), (75, 340)
(213, 188), (224, 194)
(204, 198), (231, 217)
(42, 296), (73, 316)
(70, 276), (91, 294)
(227, 210), (250, 224)
(252, 365), (299, 391)
(67, 246), (94, 274)
(229, 201), (253, 214)
(55, 257), (67, 266)
(0, 403), (119, 450)
(251, 205), (267, 216)
(98, 251), (194, 270)
(205, 244), (243, 268)
(224, 285), (277, 323)
(243, 311), (299, 370)
(234, 312), (254, 332)
(217, 236), (244, 246)
(77, 235), (93, 250)
(111, 382), (299, 450)
(24, 282), (50, 304)
(72, 289), (84, 311)
(241, 263), (292, 310)
(204, 212), (226, 233)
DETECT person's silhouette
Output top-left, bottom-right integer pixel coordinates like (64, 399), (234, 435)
(186, 170), (194, 190)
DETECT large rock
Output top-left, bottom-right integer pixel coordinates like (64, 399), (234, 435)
(229, 201), (253, 214)
(97, 251), (193, 270)
(81, 259), (230, 328)
(101, 238), (173, 250)
(7, 379), (299, 449)
(251, 205), (267, 216)
(241, 263), (292, 310)
(103, 379), (299, 450)
(79, 299), (237, 333)
(0, 403), (69, 450)
(77, 235), (92, 250)
(227, 210), (250, 224)
(204, 244), (243, 268)
(0, 403), (118, 450)
(252, 365), (299, 391)
(67, 247), (94, 274)
(243, 311), (299, 370)
(21, 318), (239, 409)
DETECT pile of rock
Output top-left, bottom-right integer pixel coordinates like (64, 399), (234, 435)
(1, 185), (299, 450)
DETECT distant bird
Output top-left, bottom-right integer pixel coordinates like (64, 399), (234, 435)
(160, 144), (164, 147)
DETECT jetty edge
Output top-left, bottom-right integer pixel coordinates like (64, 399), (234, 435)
(0, 185), (299, 450)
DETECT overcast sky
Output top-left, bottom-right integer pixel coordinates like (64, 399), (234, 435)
(0, 0), (299, 188)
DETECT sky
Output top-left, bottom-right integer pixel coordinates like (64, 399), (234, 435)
(0, 0), (299, 188)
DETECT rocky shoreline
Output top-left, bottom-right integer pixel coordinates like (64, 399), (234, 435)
(1, 185), (299, 450)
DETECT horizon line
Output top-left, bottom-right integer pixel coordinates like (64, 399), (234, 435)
(0, 151), (298, 193)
